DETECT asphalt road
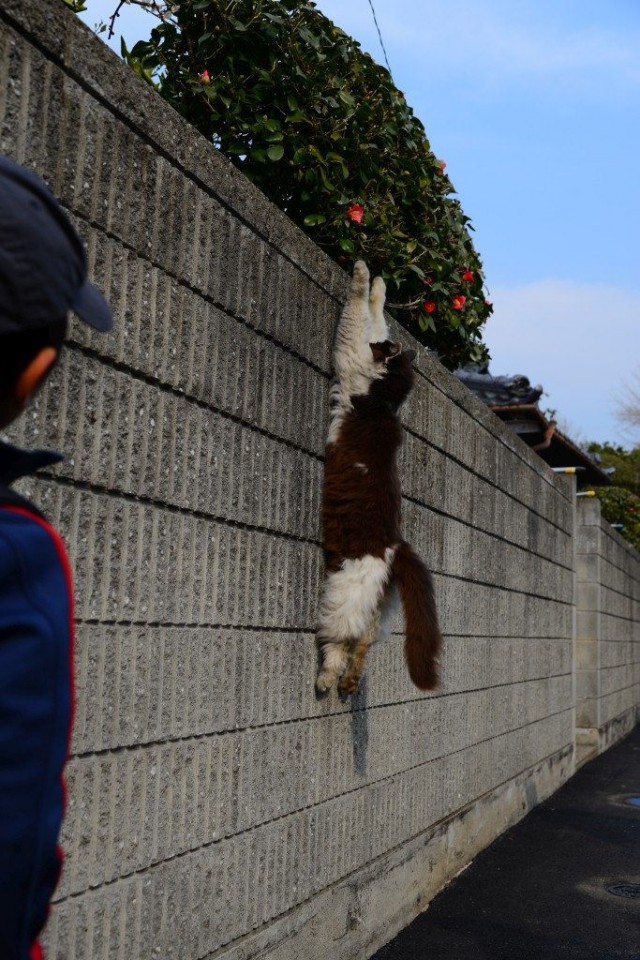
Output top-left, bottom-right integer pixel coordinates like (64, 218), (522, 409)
(372, 726), (640, 960)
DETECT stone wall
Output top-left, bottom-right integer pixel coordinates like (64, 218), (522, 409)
(575, 498), (640, 765)
(0, 2), (636, 958)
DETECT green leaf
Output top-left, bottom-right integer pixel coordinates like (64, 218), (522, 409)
(319, 168), (335, 191)
(339, 238), (356, 253)
(307, 145), (326, 165)
(337, 89), (355, 107)
(303, 214), (327, 226)
(418, 315), (435, 333)
(267, 144), (285, 161)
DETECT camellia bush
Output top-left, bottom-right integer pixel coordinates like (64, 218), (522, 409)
(595, 486), (640, 551)
(108, 0), (492, 367)
(588, 443), (640, 550)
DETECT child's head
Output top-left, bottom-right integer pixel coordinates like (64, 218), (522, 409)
(0, 156), (112, 430)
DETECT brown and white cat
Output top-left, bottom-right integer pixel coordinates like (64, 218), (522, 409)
(316, 261), (442, 695)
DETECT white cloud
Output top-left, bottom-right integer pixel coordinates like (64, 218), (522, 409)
(485, 279), (640, 444)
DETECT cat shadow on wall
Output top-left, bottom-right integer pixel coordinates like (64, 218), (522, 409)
(314, 646), (369, 775)
(349, 677), (369, 776)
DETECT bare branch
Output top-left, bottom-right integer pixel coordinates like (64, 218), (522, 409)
(614, 367), (640, 437)
(385, 297), (425, 310)
(107, 0), (175, 39)
(108, 0), (127, 39)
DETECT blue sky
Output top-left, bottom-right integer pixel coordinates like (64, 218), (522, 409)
(79, 0), (640, 445)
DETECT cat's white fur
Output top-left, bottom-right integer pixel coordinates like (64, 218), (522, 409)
(318, 548), (396, 641)
(317, 552), (399, 693)
(326, 262), (390, 445)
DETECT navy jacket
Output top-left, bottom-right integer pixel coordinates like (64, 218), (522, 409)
(0, 441), (72, 960)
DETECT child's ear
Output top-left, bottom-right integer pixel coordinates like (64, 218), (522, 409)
(14, 347), (58, 404)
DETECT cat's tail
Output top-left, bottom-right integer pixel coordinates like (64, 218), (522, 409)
(392, 541), (442, 690)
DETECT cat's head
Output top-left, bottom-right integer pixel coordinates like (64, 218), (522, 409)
(368, 340), (417, 409)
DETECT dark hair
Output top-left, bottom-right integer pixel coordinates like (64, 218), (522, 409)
(0, 318), (68, 400)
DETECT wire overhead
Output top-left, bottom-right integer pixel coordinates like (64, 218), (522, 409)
(365, 0), (393, 79)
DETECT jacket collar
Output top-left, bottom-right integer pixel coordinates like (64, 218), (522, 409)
(0, 439), (63, 487)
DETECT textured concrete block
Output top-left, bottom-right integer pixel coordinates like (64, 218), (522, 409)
(576, 696), (598, 728)
(577, 582), (600, 614)
(576, 609), (600, 642)
(577, 498), (602, 526)
(576, 639), (598, 671)
(576, 553), (599, 584)
(576, 669), (598, 699)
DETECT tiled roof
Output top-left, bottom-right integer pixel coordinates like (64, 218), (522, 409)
(455, 363), (543, 406)
(455, 365), (611, 486)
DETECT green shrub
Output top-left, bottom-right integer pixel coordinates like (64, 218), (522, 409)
(118, 0), (491, 368)
(596, 486), (640, 551)
(587, 444), (640, 549)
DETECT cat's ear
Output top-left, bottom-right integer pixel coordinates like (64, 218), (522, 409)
(370, 340), (402, 363)
(370, 342), (388, 363)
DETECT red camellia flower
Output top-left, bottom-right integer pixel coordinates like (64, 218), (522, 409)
(462, 270), (474, 282)
(423, 301), (436, 313)
(423, 275), (433, 285)
(346, 203), (364, 224)
(437, 160), (447, 174)
(484, 299), (492, 306)
(199, 70), (211, 84)
(451, 295), (466, 310)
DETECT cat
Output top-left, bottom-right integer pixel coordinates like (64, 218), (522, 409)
(316, 260), (442, 695)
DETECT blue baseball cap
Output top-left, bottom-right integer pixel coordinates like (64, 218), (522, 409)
(0, 156), (112, 334)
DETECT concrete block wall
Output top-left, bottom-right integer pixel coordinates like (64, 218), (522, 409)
(0, 1), (632, 957)
(575, 498), (640, 765)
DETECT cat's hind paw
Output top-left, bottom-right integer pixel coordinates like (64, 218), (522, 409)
(337, 673), (360, 696)
(316, 669), (336, 693)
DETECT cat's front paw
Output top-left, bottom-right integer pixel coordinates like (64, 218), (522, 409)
(351, 260), (370, 296)
(369, 275), (386, 310)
